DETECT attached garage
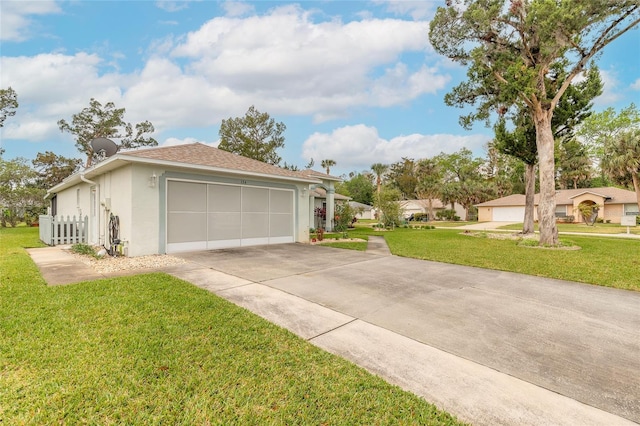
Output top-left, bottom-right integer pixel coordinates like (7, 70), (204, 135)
(166, 180), (294, 253)
(491, 206), (525, 222)
(44, 143), (330, 257)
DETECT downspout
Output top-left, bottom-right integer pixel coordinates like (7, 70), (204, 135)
(80, 173), (101, 246)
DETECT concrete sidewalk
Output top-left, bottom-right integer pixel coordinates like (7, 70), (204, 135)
(27, 244), (639, 426)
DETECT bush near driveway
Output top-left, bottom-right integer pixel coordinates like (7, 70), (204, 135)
(0, 227), (464, 425)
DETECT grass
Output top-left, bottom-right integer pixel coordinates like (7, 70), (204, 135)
(348, 227), (640, 291)
(499, 222), (640, 235)
(321, 241), (368, 251)
(0, 227), (463, 425)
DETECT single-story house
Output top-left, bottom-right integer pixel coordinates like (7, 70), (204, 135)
(44, 143), (341, 256)
(476, 187), (640, 223)
(399, 199), (466, 221)
(349, 201), (374, 220)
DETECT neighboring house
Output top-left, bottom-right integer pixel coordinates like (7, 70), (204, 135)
(476, 187), (640, 224)
(399, 199), (466, 221)
(44, 143), (342, 256)
(349, 201), (374, 220)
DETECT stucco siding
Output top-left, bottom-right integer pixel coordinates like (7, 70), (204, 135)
(54, 184), (89, 219)
(129, 164), (161, 256)
(478, 207), (492, 222)
(603, 204), (623, 224)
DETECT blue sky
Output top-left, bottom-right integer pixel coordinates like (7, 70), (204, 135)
(1, 1), (639, 176)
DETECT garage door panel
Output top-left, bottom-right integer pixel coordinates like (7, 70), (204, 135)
(243, 187), (269, 212)
(270, 190), (293, 214)
(167, 212), (207, 243)
(168, 181), (206, 212)
(241, 212), (269, 238)
(208, 213), (241, 240)
(208, 185), (241, 212)
(270, 213), (293, 237)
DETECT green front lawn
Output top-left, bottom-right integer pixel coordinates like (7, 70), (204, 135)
(499, 222), (640, 235)
(349, 227), (640, 291)
(0, 227), (463, 425)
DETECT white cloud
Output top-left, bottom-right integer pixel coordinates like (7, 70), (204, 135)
(594, 69), (623, 106)
(169, 5), (437, 120)
(1, 5), (450, 146)
(155, 1), (199, 13)
(0, 0), (61, 41)
(0, 53), (123, 141)
(301, 124), (489, 171)
(631, 78), (640, 91)
(221, 1), (254, 17)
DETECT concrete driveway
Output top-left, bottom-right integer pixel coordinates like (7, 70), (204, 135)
(172, 244), (640, 425)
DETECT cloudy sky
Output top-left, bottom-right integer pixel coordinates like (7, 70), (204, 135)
(1, 1), (639, 176)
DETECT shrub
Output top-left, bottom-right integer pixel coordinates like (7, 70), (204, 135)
(436, 209), (459, 221)
(334, 203), (356, 232)
(71, 243), (98, 258)
(412, 213), (429, 222)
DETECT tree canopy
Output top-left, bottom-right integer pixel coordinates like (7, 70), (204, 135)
(58, 98), (157, 167)
(429, 0), (639, 245)
(0, 157), (46, 227)
(601, 128), (640, 210)
(32, 151), (83, 189)
(0, 87), (18, 129)
(218, 106), (286, 166)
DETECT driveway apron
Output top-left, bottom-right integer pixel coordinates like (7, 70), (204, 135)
(174, 243), (640, 425)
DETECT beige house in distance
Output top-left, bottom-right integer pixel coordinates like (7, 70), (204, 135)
(400, 199), (466, 221)
(477, 187), (640, 224)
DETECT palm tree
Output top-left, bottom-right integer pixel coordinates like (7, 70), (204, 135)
(321, 159), (336, 175)
(601, 128), (640, 211)
(415, 158), (443, 222)
(370, 163), (388, 195)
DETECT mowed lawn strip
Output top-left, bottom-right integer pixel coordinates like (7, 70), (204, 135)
(373, 228), (639, 291)
(0, 227), (464, 425)
(499, 222), (640, 235)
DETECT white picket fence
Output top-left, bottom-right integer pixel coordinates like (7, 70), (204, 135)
(39, 215), (88, 246)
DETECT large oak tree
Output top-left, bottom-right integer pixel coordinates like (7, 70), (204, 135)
(493, 64), (602, 234)
(430, 0), (639, 245)
(58, 98), (157, 167)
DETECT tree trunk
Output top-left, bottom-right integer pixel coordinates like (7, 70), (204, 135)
(523, 163), (535, 235)
(427, 199), (434, 222)
(534, 113), (558, 246)
(632, 172), (640, 213)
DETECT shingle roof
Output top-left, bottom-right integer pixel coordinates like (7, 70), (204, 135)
(122, 143), (317, 181)
(400, 199), (452, 209)
(296, 169), (342, 181)
(311, 187), (350, 200)
(477, 187), (637, 207)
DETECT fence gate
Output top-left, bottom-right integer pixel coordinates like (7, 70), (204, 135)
(39, 215), (89, 245)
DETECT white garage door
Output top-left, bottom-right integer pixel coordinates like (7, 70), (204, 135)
(166, 181), (294, 253)
(492, 206), (525, 222)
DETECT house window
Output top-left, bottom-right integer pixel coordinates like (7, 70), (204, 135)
(624, 204), (640, 216)
(555, 205), (567, 217)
